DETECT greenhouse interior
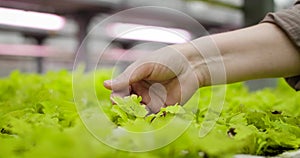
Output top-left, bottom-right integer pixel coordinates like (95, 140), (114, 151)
(1, 0), (300, 158)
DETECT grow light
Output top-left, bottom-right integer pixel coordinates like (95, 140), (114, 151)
(0, 7), (65, 31)
(108, 23), (191, 44)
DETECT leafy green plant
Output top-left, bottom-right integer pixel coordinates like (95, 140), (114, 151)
(0, 70), (300, 158)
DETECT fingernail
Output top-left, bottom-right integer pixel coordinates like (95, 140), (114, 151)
(104, 80), (112, 86)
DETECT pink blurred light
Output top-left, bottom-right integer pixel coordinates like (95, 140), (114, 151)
(0, 44), (68, 57)
(0, 7), (65, 31)
(108, 23), (191, 44)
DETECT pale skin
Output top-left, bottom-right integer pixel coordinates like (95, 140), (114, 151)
(104, 23), (300, 113)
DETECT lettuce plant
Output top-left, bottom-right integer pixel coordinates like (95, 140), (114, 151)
(0, 70), (299, 158)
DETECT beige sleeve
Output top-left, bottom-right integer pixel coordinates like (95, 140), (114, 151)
(261, 1), (300, 50)
(261, 1), (300, 91)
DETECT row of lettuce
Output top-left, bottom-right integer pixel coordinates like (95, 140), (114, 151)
(0, 70), (300, 158)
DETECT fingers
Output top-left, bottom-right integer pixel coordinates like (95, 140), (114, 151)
(104, 62), (152, 91)
(110, 86), (132, 101)
(103, 73), (129, 91)
(102, 57), (189, 114)
(147, 83), (168, 113)
(131, 82), (151, 104)
(103, 62), (154, 107)
(131, 81), (168, 114)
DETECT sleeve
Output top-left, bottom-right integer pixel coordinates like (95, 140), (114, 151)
(261, 1), (300, 91)
(261, 1), (300, 50)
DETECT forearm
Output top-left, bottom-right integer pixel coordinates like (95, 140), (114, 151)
(214, 23), (300, 84)
(173, 23), (300, 87)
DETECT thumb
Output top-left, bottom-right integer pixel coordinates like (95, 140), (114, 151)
(103, 63), (152, 91)
(103, 72), (130, 91)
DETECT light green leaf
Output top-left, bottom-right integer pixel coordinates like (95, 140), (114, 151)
(111, 95), (148, 118)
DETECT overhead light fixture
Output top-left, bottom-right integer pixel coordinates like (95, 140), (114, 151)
(0, 7), (66, 31)
(107, 23), (191, 44)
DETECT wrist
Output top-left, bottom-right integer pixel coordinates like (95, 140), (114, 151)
(170, 39), (216, 87)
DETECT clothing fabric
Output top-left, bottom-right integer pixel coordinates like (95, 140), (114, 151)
(261, 0), (300, 90)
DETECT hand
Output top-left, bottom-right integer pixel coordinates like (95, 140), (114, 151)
(104, 23), (300, 113)
(104, 45), (200, 113)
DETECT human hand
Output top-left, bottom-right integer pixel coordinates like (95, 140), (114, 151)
(104, 23), (300, 113)
(103, 45), (201, 113)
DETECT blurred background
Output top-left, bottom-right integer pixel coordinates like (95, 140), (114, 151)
(0, 0), (296, 89)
